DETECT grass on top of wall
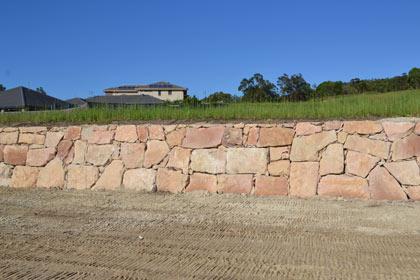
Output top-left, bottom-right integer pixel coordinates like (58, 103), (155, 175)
(1, 90), (420, 124)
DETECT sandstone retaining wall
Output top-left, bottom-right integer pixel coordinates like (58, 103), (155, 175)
(1, 120), (420, 200)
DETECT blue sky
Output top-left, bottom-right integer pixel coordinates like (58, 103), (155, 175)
(1, 0), (419, 100)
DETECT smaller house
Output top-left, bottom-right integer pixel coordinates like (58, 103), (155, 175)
(83, 94), (164, 107)
(0, 87), (70, 111)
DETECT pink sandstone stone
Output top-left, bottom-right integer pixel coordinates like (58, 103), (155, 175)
(167, 147), (191, 174)
(0, 145), (3, 161)
(18, 134), (45, 145)
(19, 127), (47, 133)
(67, 165), (99, 189)
(257, 127), (295, 147)
(85, 145), (116, 166)
(290, 131), (337, 161)
(345, 151), (379, 178)
(267, 160), (290, 176)
(57, 140), (73, 160)
(247, 127), (259, 146)
(144, 140), (170, 168)
(4, 146), (27, 165)
(64, 126), (81, 140)
(0, 132), (18, 145)
(45, 132), (64, 148)
(318, 175), (369, 199)
(382, 121), (414, 141)
(120, 143), (146, 169)
(0, 163), (11, 186)
(92, 160), (124, 190)
(344, 135), (390, 159)
(217, 174), (253, 194)
(323, 121), (342, 131)
(384, 161), (420, 185)
(254, 175), (288, 196)
(26, 148), (55, 167)
(391, 134), (420, 160)
(186, 173), (218, 194)
(88, 130), (114, 144)
(115, 125), (138, 142)
(182, 126), (225, 148)
(137, 126), (149, 142)
(270, 147), (290, 161)
(191, 149), (226, 174)
(37, 158), (65, 188)
(289, 162), (319, 197)
(226, 148), (267, 174)
(405, 186), (420, 200)
(156, 168), (188, 193)
(73, 140), (87, 164)
(295, 122), (322, 136)
(319, 144), (344, 175)
(343, 121), (382, 135)
(166, 128), (186, 147)
(368, 166), (407, 200)
(9, 166), (39, 188)
(222, 128), (243, 147)
(414, 122), (420, 135)
(123, 168), (156, 191)
(148, 125), (165, 140)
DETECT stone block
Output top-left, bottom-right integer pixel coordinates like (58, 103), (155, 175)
(267, 160), (289, 176)
(37, 158), (65, 188)
(137, 126), (149, 142)
(382, 121), (414, 141)
(289, 162), (319, 197)
(343, 121), (382, 135)
(318, 175), (369, 199)
(345, 151), (379, 178)
(45, 132), (64, 148)
(217, 174), (253, 194)
(115, 125), (137, 142)
(144, 140), (170, 168)
(148, 125), (165, 140)
(92, 160), (124, 190)
(67, 165), (99, 189)
(222, 128), (242, 147)
(247, 127), (259, 146)
(191, 149), (226, 174)
(0, 132), (18, 145)
(290, 131), (336, 161)
(391, 134), (420, 160)
(156, 168), (188, 193)
(368, 166), (407, 200)
(384, 161), (420, 185)
(18, 133), (45, 145)
(186, 173), (218, 194)
(295, 122), (322, 136)
(257, 127), (294, 147)
(4, 146), (27, 165)
(10, 166), (39, 188)
(319, 144), (344, 175)
(167, 147), (191, 174)
(85, 144), (116, 166)
(254, 175), (288, 196)
(226, 148), (267, 174)
(120, 143), (146, 169)
(182, 126), (225, 148)
(26, 148), (55, 167)
(64, 126), (81, 140)
(123, 168), (156, 191)
(344, 135), (390, 159)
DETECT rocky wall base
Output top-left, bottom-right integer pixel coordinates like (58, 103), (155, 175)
(1, 120), (420, 201)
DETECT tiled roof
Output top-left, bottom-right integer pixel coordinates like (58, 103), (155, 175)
(104, 81), (187, 92)
(84, 94), (165, 105)
(0, 87), (70, 109)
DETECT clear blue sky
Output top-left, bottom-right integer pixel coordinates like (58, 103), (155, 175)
(1, 0), (419, 100)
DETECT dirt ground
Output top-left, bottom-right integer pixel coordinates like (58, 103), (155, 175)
(1, 188), (420, 279)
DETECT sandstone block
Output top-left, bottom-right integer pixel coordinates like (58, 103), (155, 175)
(368, 166), (407, 200)
(45, 132), (64, 148)
(254, 175), (288, 196)
(247, 127), (259, 146)
(414, 122), (420, 135)
(88, 130), (114, 144)
(92, 160), (124, 190)
(345, 151), (379, 177)
(320, 144), (344, 175)
(391, 134), (420, 160)
(73, 140), (87, 164)
(4, 146), (27, 165)
(115, 125), (137, 142)
(217, 174), (253, 194)
(226, 148), (267, 174)
(337, 131), (347, 144)
(191, 149), (226, 174)
(57, 140), (73, 160)
(156, 168), (187, 193)
(166, 128), (186, 147)
(289, 162), (319, 197)
(0, 132), (18, 145)
(0, 163), (12, 186)
(86, 145), (116, 166)
(257, 127), (294, 147)
(344, 135), (390, 159)
(67, 165), (99, 189)
(222, 128), (242, 147)
(343, 121), (383, 135)
(18, 133), (45, 145)
(144, 140), (170, 168)
(148, 125), (165, 140)
(270, 147), (289, 161)
(182, 126), (225, 148)
(64, 126), (81, 140)
(123, 168), (156, 191)
(167, 147), (191, 174)
(405, 186), (420, 200)
(186, 173), (218, 194)
(382, 121), (414, 141)
(164, 125), (177, 133)
(26, 148), (55, 167)
(0, 145), (3, 161)
(19, 127), (47, 133)
(37, 158), (65, 188)
(267, 160), (289, 176)
(137, 126), (149, 142)
(10, 166), (39, 188)
(323, 121), (342, 131)
(290, 131), (336, 161)
(295, 122), (322, 136)
(120, 143), (146, 169)
(318, 175), (369, 199)
(384, 161), (420, 185)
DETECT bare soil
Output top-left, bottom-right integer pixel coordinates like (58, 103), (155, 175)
(1, 188), (420, 279)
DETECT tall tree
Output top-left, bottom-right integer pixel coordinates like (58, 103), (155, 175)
(0, 84), (5, 91)
(277, 73), (313, 101)
(201, 91), (234, 103)
(36, 87), (47, 95)
(238, 73), (278, 102)
(408, 67), (420, 89)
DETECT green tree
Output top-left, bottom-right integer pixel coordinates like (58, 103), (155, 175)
(316, 81), (343, 99)
(408, 67), (420, 89)
(277, 73), (313, 101)
(238, 73), (278, 102)
(0, 84), (5, 91)
(201, 91), (234, 103)
(36, 87), (47, 95)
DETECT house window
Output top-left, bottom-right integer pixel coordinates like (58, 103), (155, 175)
(168, 90), (172, 95)
(158, 90), (161, 96)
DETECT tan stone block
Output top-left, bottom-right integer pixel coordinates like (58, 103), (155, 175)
(123, 168), (156, 191)
(144, 140), (170, 168)
(0, 163), (12, 186)
(323, 121), (342, 131)
(343, 121), (383, 135)
(67, 165), (99, 189)
(156, 168), (188, 193)
(10, 166), (39, 188)
(226, 148), (267, 174)
(344, 135), (390, 159)
(120, 143), (145, 169)
(382, 122), (414, 141)
(167, 147), (191, 174)
(37, 158), (65, 188)
(0, 145), (3, 162)
(368, 166), (407, 200)
(405, 186), (420, 200)
(186, 173), (218, 194)
(267, 160), (289, 176)
(92, 160), (124, 190)
(0, 132), (18, 145)
(414, 122), (420, 135)
(45, 132), (64, 148)
(384, 161), (420, 185)
(320, 144), (344, 175)
(191, 149), (226, 174)
(166, 128), (186, 147)
(137, 126), (149, 142)
(19, 127), (47, 133)
(295, 122), (322, 136)
(26, 148), (55, 167)
(85, 145), (116, 166)
(182, 126), (225, 148)
(115, 125), (137, 142)
(73, 140), (87, 164)
(318, 175), (369, 199)
(88, 130), (114, 144)
(3, 127), (18, 132)
(247, 127), (259, 146)
(64, 126), (81, 140)
(270, 147), (290, 161)
(391, 134), (420, 160)
(290, 131), (336, 161)
(217, 174), (253, 194)
(337, 131), (347, 144)
(222, 128), (242, 147)
(18, 133), (45, 145)
(254, 175), (288, 196)
(148, 125), (165, 140)
(289, 162), (319, 197)
(257, 127), (294, 147)
(345, 151), (379, 177)
(3, 146), (27, 165)
(57, 140), (73, 160)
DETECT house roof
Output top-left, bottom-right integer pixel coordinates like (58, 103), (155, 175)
(103, 81), (187, 92)
(84, 94), (165, 105)
(66, 97), (87, 105)
(0, 87), (70, 109)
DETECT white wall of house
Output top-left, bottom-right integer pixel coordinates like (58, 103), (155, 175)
(110, 90), (184, 102)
